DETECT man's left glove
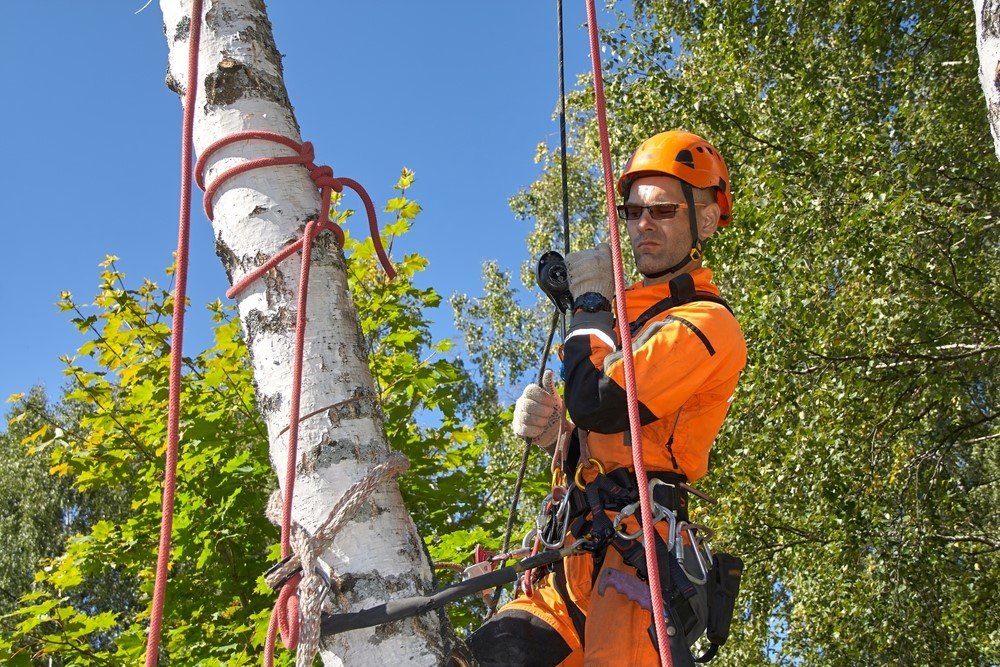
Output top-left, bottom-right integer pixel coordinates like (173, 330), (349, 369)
(566, 242), (614, 301)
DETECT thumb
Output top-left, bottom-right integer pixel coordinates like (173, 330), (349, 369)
(542, 368), (556, 396)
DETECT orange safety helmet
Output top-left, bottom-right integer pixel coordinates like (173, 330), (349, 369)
(618, 130), (732, 226)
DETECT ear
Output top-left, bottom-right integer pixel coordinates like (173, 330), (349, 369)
(697, 202), (720, 241)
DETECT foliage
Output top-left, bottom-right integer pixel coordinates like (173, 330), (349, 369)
(480, 0), (1000, 663)
(0, 256), (278, 666)
(0, 172), (512, 662)
(0, 392), (78, 617)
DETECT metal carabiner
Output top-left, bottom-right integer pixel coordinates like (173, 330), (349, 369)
(522, 526), (538, 550)
(676, 522), (712, 585)
(574, 458), (605, 490)
(538, 493), (572, 549)
(535, 492), (556, 534)
(613, 496), (676, 541)
(612, 500), (643, 539)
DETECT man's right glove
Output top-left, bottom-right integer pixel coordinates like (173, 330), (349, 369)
(565, 242), (614, 301)
(512, 369), (570, 451)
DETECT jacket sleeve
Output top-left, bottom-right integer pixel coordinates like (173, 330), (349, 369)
(562, 303), (745, 434)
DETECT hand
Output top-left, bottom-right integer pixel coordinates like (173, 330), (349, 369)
(566, 243), (614, 301)
(512, 369), (569, 450)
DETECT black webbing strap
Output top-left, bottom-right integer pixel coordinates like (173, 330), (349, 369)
(629, 273), (734, 337)
(553, 560), (588, 647)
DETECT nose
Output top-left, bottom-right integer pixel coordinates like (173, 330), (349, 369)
(635, 208), (657, 231)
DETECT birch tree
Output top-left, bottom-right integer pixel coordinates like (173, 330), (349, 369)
(977, 0), (1000, 161)
(160, 0), (455, 663)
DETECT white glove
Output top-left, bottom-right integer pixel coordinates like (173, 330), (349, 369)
(512, 369), (569, 450)
(566, 243), (614, 301)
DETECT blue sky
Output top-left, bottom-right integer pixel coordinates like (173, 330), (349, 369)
(0, 2), (603, 411)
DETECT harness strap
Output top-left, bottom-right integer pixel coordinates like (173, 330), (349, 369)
(629, 274), (734, 337)
(553, 560), (588, 647)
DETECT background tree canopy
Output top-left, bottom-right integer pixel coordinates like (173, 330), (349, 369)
(1, 0), (998, 664)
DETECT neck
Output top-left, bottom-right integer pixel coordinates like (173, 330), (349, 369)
(642, 262), (701, 287)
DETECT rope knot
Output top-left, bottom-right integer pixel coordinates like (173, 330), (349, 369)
(297, 140), (317, 166)
(309, 165), (341, 192)
(263, 453), (409, 667)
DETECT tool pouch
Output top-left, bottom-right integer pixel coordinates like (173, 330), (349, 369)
(705, 552), (743, 646)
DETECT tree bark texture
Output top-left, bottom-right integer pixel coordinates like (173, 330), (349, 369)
(159, 1), (452, 664)
(977, 0), (1000, 161)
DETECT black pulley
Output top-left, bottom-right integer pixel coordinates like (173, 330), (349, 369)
(536, 251), (573, 312)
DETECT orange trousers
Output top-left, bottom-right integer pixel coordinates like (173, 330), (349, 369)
(470, 531), (708, 666)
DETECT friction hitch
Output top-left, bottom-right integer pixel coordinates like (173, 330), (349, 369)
(536, 251), (573, 312)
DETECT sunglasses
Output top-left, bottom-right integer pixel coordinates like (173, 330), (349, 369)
(616, 202), (702, 221)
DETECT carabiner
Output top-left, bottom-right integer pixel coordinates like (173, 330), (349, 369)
(675, 522), (712, 585)
(574, 458), (605, 490)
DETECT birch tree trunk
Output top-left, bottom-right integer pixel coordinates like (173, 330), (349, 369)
(976, 0), (1000, 161)
(160, 1), (457, 664)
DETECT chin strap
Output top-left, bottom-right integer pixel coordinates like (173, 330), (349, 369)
(642, 182), (703, 280)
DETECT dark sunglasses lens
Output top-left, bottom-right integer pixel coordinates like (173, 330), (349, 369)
(649, 204), (679, 220)
(622, 205), (644, 220)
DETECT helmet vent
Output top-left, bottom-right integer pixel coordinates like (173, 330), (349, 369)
(675, 149), (695, 168)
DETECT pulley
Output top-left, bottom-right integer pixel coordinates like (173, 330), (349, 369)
(536, 251), (573, 312)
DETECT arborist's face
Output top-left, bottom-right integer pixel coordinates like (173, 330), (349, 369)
(624, 175), (718, 282)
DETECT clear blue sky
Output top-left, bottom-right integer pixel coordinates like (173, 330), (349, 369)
(0, 2), (603, 411)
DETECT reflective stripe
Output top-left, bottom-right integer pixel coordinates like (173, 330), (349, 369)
(566, 327), (617, 351)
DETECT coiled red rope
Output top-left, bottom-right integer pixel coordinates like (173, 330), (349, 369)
(144, 2), (394, 665)
(584, 1), (672, 665)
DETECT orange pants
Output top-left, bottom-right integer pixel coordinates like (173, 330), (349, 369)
(470, 536), (708, 666)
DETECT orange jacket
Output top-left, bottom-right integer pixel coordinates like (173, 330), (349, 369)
(563, 267), (746, 482)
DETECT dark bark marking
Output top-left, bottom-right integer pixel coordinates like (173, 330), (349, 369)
(983, 0), (1000, 38)
(204, 57), (292, 108)
(257, 391), (282, 419)
(214, 236), (239, 284)
(165, 70), (183, 96)
(243, 308), (293, 350)
(174, 16), (191, 42)
(202, 1), (293, 112)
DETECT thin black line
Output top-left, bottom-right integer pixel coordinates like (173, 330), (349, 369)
(665, 315), (716, 356)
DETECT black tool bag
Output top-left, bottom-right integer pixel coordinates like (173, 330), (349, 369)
(695, 552), (744, 662)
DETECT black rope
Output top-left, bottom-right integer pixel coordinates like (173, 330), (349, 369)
(485, 0), (575, 618)
(322, 544), (580, 637)
(486, 309), (561, 616)
(558, 0), (571, 256)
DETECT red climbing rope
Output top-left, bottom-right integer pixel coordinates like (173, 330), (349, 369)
(144, 3), (394, 665)
(143, 0), (202, 664)
(195, 131), (396, 281)
(584, 2), (672, 665)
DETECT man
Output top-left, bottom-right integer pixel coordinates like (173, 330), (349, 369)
(469, 130), (747, 666)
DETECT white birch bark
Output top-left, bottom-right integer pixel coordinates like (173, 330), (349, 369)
(159, 1), (458, 664)
(976, 0), (1000, 161)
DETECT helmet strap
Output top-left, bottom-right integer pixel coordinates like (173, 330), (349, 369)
(641, 182), (703, 280)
